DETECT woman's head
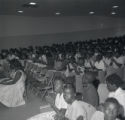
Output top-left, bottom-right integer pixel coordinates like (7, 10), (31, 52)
(104, 98), (120, 120)
(9, 59), (23, 71)
(63, 84), (76, 104)
(106, 74), (123, 92)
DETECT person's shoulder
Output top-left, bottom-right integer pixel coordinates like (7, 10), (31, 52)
(72, 100), (81, 107)
(91, 111), (104, 120)
(79, 100), (96, 109)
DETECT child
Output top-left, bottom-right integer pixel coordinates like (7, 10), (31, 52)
(45, 77), (67, 119)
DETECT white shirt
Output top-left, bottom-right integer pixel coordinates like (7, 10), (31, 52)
(91, 111), (104, 120)
(75, 53), (81, 63)
(108, 87), (125, 116)
(42, 54), (47, 64)
(84, 60), (91, 68)
(97, 83), (109, 103)
(91, 111), (120, 120)
(95, 60), (105, 71)
(55, 93), (67, 110)
(65, 100), (87, 120)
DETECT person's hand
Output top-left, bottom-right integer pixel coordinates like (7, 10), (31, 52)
(45, 95), (55, 106)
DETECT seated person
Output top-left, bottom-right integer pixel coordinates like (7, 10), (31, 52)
(106, 74), (125, 116)
(94, 55), (106, 71)
(63, 84), (87, 120)
(0, 59), (26, 107)
(91, 98), (121, 120)
(45, 77), (67, 118)
(82, 72), (99, 107)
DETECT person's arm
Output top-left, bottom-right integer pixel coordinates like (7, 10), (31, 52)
(1, 71), (22, 85)
(51, 104), (66, 114)
(0, 78), (11, 84)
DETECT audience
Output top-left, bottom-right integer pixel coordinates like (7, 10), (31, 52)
(0, 35), (125, 120)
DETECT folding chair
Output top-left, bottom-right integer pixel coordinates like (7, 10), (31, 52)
(40, 70), (55, 100)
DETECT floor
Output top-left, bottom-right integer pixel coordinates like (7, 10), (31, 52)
(0, 92), (48, 120)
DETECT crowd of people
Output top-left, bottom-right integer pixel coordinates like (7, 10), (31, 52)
(0, 35), (125, 120)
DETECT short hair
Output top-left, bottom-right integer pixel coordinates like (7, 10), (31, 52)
(9, 59), (23, 70)
(106, 74), (123, 88)
(105, 98), (120, 108)
(64, 83), (76, 93)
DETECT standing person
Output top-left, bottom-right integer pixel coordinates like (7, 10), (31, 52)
(106, 74), (125, 116)
(82, 72), (99, 107)
(0, 59), (26, 107)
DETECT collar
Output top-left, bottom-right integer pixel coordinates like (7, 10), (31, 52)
(115, 87), (123, 95)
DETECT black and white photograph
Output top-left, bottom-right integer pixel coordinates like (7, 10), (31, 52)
(0, 0), (125, 120)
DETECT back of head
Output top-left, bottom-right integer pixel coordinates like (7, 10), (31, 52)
(105, 98), (119, 107)
(9, 59), (23, 70)
(106, 74), (123, 88)
(83, 71), (95, 84)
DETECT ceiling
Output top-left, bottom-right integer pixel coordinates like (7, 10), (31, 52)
(0, 0), (125, 17)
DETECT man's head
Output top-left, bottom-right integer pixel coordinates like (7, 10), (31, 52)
(106, 74), (123, 92)
(54, 77), (64, 93)
(104, 98), (120, 120)
(63, 84), (76, 104)
(82, 71), (95, 85)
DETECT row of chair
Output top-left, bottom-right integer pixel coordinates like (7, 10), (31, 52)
(24, 60), (56, 99)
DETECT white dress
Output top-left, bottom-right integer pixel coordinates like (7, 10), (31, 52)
(0, 70), (26, 107)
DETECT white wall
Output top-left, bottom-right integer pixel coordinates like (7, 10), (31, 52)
(0, 15), (125, 49)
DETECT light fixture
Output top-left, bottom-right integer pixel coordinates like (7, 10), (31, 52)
(89, 11), (95, 15)
(22, 2), (38, 8)
(112, 6), (119, 8)
(29, 2), (37, 5)
(17, 10), (23, 13)
(55, 12), (61, 15)
(111, 11), (116, 15)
